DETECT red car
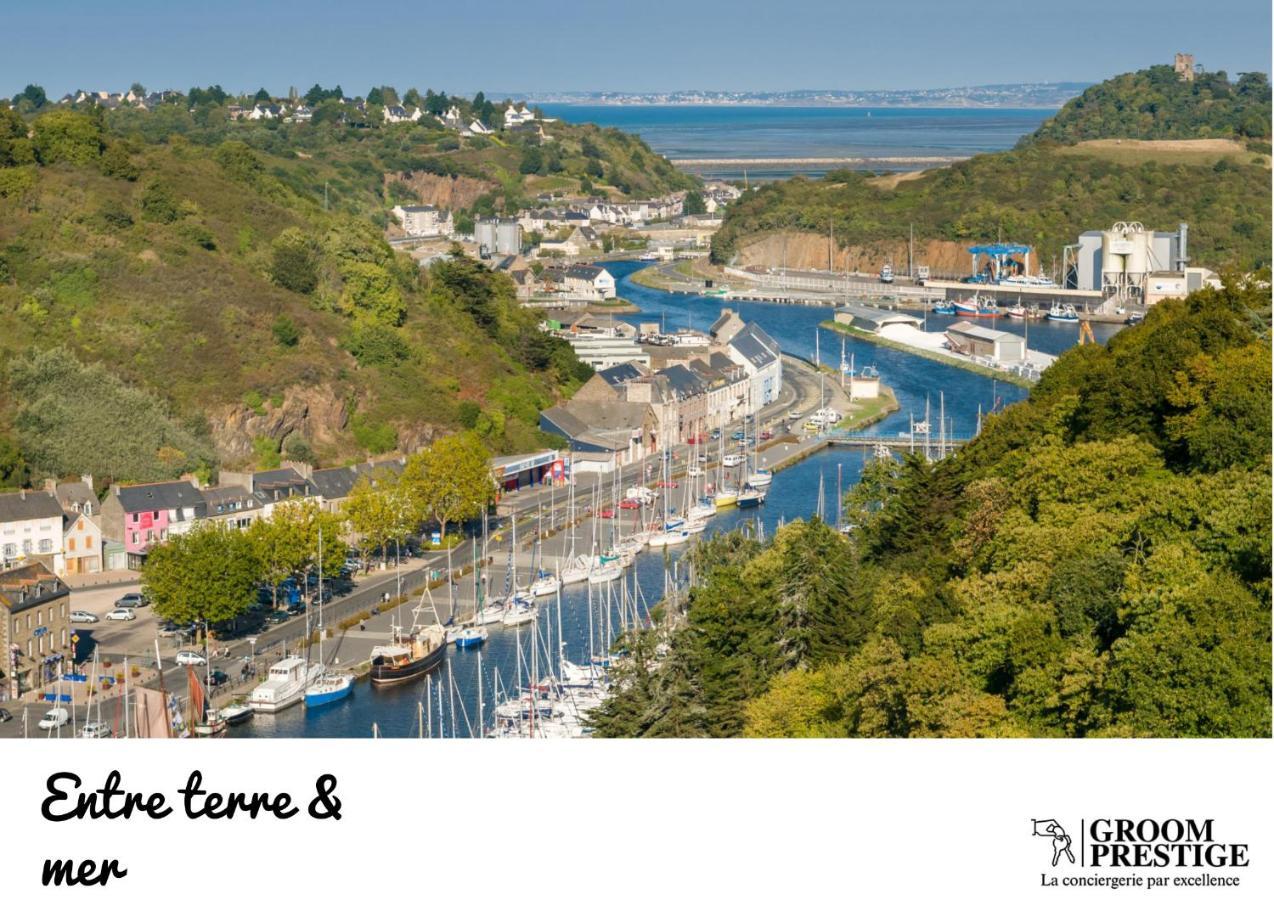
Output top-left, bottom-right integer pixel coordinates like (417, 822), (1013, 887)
(656, 480), (678, 488)
(760, 430), (774, 440)
(618, 498), (641, 510)
(599, 507), (616, 519)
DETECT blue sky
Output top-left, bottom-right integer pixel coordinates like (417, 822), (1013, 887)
(4, 0), (1270, 97)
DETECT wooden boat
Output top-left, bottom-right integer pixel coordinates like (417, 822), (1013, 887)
(370, 624), (446, 686)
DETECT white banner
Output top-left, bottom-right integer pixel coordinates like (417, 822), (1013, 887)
(0, 740), (1269, 898)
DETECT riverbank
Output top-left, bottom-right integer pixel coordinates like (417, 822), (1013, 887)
(820, 320), (1035, 389)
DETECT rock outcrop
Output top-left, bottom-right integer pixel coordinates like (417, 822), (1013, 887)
(211, 384), (349, 463)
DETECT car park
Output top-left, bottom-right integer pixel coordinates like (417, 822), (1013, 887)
(105, 608), (136, 621)
(69, 610), (98, 623)
(79, 721), (112, 739)
(175, 650), (207, 666)
(38, 708), (70, 730)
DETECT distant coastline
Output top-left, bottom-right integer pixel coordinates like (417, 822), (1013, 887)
(513, 82), (1091, 109)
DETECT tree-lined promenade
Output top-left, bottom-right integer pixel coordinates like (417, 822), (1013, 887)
(140, 433), (494, 628)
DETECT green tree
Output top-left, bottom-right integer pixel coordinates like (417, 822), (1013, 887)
(270, 227), (320, 294)
(344, 472), (414, 568)
(248, 502), (344, 607)
(31, 110), (103, 165)
(682, 190), (706, 215)
(142, 525), (259, 626)
(253, 88), (271, 103)
(401, 432), (494, 539)
(339, 261), (405, 325)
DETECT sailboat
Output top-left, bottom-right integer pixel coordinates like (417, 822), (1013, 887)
(189, 659), (226, 737)
(306, 529), (354, 708)
(453, 626), (489, 648)
(712, 427), (738, 507)
(744, 396), (772, 491)
(649, 448), (691, 547)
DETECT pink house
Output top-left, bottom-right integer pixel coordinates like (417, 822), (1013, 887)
(100, 481), (208, 568)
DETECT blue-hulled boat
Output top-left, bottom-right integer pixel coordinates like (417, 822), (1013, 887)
(453, 626), (488, 649)
(305, 672), (354, 708)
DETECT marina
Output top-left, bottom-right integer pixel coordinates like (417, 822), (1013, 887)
(218, 260), (1108, 738)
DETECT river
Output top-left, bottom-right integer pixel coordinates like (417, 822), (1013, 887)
(236, 262), (1117, 737)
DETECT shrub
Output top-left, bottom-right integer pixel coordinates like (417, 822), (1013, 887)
(140, 180), (183, 223)
(272, 314), (300, 347)
(269, 227), (319, 294)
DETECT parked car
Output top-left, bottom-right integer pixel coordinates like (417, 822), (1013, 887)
(175, 650), (207, 666)
(105, 608), (136, 622)
(266, 609), (291, 625)
(0, 708), (13, 723)
(115, 593), (148, 609)
(722, 454), (744, 468)
(788, 410), (803, 421)
(79, 721), (113, 739)
(69, 610), (98, 624)
(38, 708), (70, 731)
(687, 466), (704, 478)
(618, 498), (642, 510)
(598, 507), (616, 519)
(760, 430), (774, 441)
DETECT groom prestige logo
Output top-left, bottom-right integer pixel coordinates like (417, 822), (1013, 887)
(1031, 818), (1250, 892)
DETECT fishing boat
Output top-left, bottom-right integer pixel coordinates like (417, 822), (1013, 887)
(453, 626), (488, 649)
(249, 656), (317, 713)
(931, 301), (957, 315)
(953, 296), (999, 317)
(1005, 302), (1027, 318)
(305, 532), (354, 708)
(369, 624), (447, 686)
(1047, 302), (1080, 322)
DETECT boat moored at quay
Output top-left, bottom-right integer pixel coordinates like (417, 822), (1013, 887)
(370, 624), (447, 686)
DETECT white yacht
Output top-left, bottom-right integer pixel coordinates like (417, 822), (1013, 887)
(250, 657), (319, 714)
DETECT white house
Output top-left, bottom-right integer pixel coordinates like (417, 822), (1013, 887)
(61, 511), (102, 576)
(503, 104), (536, 127)
(391, 204), (454, 238)
(468, 119), (494, 136)
(0, 491), (66, 575)
(562, 264), (616, 300)
(383, 105), (423, 124)
(248, 103), (282, 120)
(722, 317), (783, 410)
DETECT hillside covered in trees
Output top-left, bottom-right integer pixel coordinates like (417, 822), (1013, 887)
(710, 65), (1271, 272)
(1024, 65), (1272, 144)
(591, 276), (1272, 738)
(0, 101), (599, 489)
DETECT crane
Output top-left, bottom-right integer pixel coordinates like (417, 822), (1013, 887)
(1078, 319), (1097, 345)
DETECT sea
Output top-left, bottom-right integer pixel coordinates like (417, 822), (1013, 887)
(537, 105), (1052, 178)
(236, 262), (1120, 738)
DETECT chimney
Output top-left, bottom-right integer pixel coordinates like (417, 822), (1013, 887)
(19, 489), (25, 500)
(81, 473), (94, 491)
(1177, 223), (1189, 272)
(43, 478), (57, 493)
(113, 485), (121, 496)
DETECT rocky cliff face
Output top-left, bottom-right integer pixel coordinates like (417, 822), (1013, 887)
(386, 171), (496, 211)
(211, 384), (350, 463)
(734, 231), (1040, 278)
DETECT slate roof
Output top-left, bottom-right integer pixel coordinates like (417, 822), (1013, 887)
(729, 323), (780, 370)
(113, 481), (208, 518)
(200, 485), (259, 516)
(655, 364), (706, 399)
(0, 562), (69, 614)
(309, 460), (404, 502)
(54, 481), (97, 513)
(0, 490), (66, 523)
(947, 321), (1021, 343)
(597, 362), (650, 386)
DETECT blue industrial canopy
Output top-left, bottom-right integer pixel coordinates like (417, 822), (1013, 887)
(967, 243), (1031, 256)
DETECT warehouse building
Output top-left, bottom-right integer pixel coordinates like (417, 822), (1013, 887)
(945, 321), (1025, 364)
(833, 304), (923, 334)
